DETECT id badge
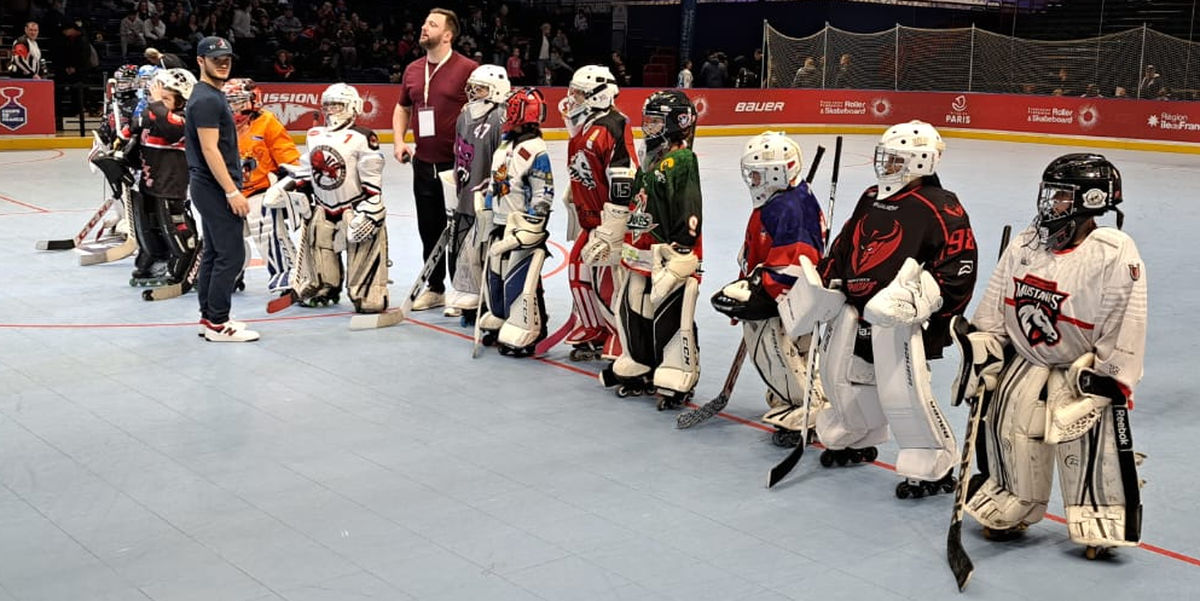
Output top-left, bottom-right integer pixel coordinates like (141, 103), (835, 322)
(417, 107), (435, 138)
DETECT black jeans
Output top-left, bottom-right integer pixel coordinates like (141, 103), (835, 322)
(412, 158), (453, 293)
(190, 176), (245, 324)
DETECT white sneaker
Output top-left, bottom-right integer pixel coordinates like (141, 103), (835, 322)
(198, 318), (247, 336)
(411, 290), (444, 311)
(203, 320), (260, 342)
(443, 306), (462, 318)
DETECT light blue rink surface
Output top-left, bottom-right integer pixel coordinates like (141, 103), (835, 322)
(0, 136), (1196, 601)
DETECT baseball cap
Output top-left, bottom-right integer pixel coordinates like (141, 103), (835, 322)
(197, 36), (235, 58)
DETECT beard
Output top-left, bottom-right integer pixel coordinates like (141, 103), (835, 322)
(419, 33), (438, 51)
(203, 62), (230, 85)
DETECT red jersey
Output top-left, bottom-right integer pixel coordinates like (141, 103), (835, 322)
(396, 51), (478, 164)
(566, 109), (638, 230)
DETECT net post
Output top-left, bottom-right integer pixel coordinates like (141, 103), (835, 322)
(761, 19), (769, 89)
(1137, 23), (1147, 98)
(822, 22), (829, 89)
(968, 24), (976, 92)
(894, 24), (900, 91)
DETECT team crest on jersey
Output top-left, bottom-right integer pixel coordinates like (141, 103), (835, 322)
(568, 150), (597, 189)
(851, 217), (903, 274)
(454, 136), (475, 187)
(1012, 274), (1069, 346)
(310, 145), (347, 191)
(1128, 263), (1140, 281)
(491, 164), (511, 198)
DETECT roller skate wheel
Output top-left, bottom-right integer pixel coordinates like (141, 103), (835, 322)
(835, 454), (849, 467)
(142, 289), (154, 301)
(819, 450), (835, 468)
(862, 447), (879, 462)
(616, 385), (632, 398)
(1085, 546), (1109, 560)
(895, 482), (911, 499)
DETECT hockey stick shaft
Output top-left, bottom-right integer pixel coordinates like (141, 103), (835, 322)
(677, 142), (829, 430)
(768, 135), (843, 489)
(399, 218), (455, 319)
(471, 242), (491, 358)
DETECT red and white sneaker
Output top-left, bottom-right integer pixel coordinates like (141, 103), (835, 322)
(202, 319), (259, 342)
(198, 318), (247, 337)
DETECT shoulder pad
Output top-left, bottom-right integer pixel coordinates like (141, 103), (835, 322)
(352, 125), (379, 150)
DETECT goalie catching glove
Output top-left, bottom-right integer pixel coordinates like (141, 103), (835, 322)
(1045, 352), (1114, 444)
(863, 257), (943, 328)
(711, 267), (777, 322)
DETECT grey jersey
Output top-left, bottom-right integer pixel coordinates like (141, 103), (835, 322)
(453, 103), (505, 214)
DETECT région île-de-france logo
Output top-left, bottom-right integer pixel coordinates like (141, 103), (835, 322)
(1147, 112), (1200, 131)
(1012, 274), (1068, 346)
(945, 94), (970, 125)
(0, 87), (29, 131)
(1077, 104), (1099, 129)
(310, 145), (347, 191)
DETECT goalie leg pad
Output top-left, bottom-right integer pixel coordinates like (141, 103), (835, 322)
(132, 191), (171, 267)
(447, 212), (483, 310)
(871, 323), (957, 481)
(967, 356), (1054, 529)
(779, 255), (846, 338)
(296, 210), (344, 300)
(614, 270), (657, 371)
(156, 197), (200, 284)
(245, 191), (296, 289)
(496, 247), (549, 349)
(653, 276), (700, 395)
(745, 318), (816, 407)
(566, 235), (610, 344)
(347, 220), (390, 313)
(814, 305), (890, 450)
(1057, 391), (1142, 547)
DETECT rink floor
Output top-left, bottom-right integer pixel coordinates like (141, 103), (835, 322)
(0, 134), (1197, 601)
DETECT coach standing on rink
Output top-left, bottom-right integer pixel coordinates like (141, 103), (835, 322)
(392, 8), (477, 314)
(186, 36), (259, 342)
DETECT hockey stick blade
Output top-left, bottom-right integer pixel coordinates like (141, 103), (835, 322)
(143, 282), (184, 301)
(947, 521), (974, 591)
(349, 309), (406, 331)
(767, 444), (805, 488)
(535, 313), (578, 356)
(267, 292), (298, 314)
(677, 339), (747, 429)
(78, 236), (136, 266)
(37, 239), (77, 251)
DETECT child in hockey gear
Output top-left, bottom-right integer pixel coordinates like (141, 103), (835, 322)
(225, 78), (302, 293)
(961, 153), (1144, 558)
(780, 120), (977, 495)
(552, 64), (639, 361)
(133, 64), (161, 120)
(475, 87), (554, 357)
(597, 89), (702, 409)
(125, 68), (201, 293)
(262, 83), (389, 314)
(446, 64), (510, 325)
(710, 131), (827, 446)
(96, 64), (141, 147)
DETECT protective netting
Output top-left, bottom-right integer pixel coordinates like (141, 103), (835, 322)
(766, 23), (1200, 100)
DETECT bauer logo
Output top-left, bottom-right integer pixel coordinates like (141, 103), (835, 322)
(0, 87), (29, 131)
(945, 95), (970, 125)
(734, 101), (785, 112)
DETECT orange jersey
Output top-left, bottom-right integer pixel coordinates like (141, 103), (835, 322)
(237, 111), (301, 194)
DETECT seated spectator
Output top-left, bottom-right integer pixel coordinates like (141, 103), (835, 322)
(1139, 64), (1163, 99)
(144, 14), (167, 44)
(273, 49), (296, 79)
(120, 10), (145, 57)
(792, 56), (819, 88)
(1080, 83), (1103, 98)
(274, 6), (303, 36)
(1051, 67), (1075, 96)
(1114, 86), (1127, 98)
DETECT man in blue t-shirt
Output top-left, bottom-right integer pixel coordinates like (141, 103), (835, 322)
(186, 36), (260, 342)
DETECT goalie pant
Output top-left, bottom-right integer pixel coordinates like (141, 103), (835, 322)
(965, 225), (1146, 548)
(127, 100), (194, 281)
(286, 123), (389, 313)
(608, 146), (702, 397)
(446, 100), (505, 311)
(562, 108), (639, 351)
(476, 130), (555, 351)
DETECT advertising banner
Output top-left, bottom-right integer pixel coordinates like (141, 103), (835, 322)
(0, 80), (56, 136)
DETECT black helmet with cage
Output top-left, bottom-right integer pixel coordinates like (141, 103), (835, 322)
(1036, 153), (1122, 250)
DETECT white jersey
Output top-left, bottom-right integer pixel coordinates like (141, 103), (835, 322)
(483, 133), (554, 225)
(301, 125), (385, 211)
(973, 226), (1147, 394)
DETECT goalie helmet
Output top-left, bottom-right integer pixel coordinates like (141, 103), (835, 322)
(641, 89), (697, 165)
(113, 64), (140, 94)
(154, 68), (196, 102)
(464, 65), (510, 119)
(222, 78), (262, 125)
(1036, 153), (1122, 251)
(320, 82), (363, 130)
(741, 131), (803, 207)
(874, 120), (944, 199)
(503, 86), (547, 133)
(561, 65), (618, 135)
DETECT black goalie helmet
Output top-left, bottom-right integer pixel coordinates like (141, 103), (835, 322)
(1036, 153), (1122, 250)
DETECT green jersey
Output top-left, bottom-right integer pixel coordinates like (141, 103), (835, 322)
(629, 146), (703, 255)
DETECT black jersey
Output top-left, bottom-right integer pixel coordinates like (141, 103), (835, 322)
(130, 100), (189, 199)
(819, 175), (978, 356)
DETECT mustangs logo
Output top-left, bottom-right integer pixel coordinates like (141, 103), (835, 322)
(1013, 274), (1068, 346)
(310, 145), (347, 191)
(568, 150), (597, 189)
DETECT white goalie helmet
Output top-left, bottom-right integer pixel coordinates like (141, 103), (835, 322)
(741, 131), (804, 207)
(321, 82), (363, 130)
(561, 65), (618, 135)
(874, 119), (945, 199)
(464, 64), (511, 119)
(154, 68), (196, 101)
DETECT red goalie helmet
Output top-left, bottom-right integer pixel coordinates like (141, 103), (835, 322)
(503, 87), (547, 133)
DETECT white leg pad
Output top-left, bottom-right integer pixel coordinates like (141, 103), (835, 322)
(814, 305), (890, 450)
(871, 323), (957, 481)
(653, 276), (700, 394)
(346, 218), (389, 313)
(497, 247), (547, 349)
(1058, 403), (1142, 547)
(966, 476), (1048, 530)
(448, 212), (483, 310)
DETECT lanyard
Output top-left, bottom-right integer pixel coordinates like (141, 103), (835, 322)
(423, 53), (449, 105)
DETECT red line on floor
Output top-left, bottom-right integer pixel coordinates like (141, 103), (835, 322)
(0, 192), (50, 213)
(0, 150), (65, 166)
(0, 311), (355, 329)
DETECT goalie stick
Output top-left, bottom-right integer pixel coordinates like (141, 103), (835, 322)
(946, 222), (1011, 591)
(677, 143), (829, 430)
(141, 239), (205, 301)
(768, 135), (842, 489)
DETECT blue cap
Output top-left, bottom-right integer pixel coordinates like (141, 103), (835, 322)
(197, 36), (234, 58)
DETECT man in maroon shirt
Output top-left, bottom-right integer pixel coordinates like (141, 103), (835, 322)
(393, 8), (478, 312)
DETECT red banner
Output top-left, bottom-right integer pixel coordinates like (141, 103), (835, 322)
(256, 83), (1200, 145)
(0, 80), (56, 136)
